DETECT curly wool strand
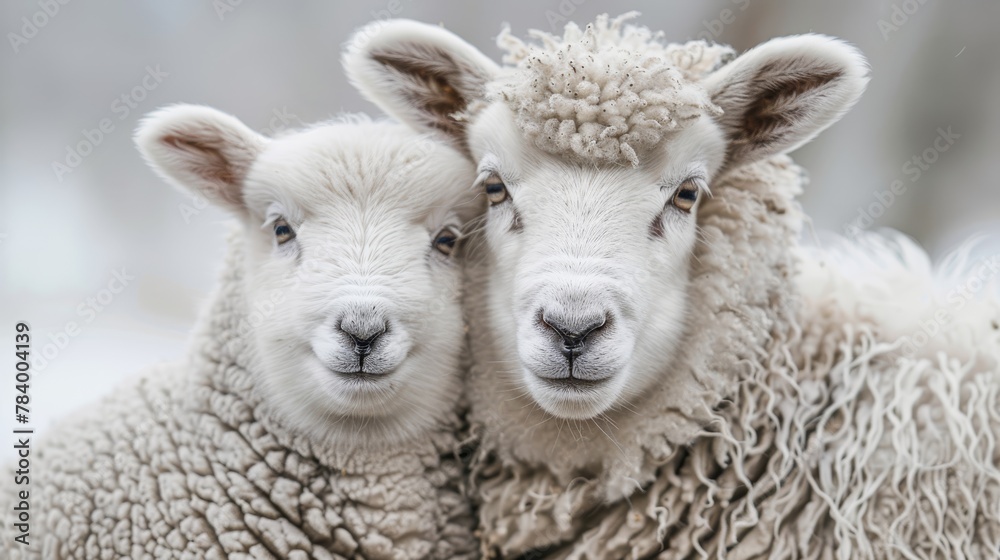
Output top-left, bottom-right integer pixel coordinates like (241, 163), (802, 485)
(491, 12), (731, 166)
(469, 156), (1000, 558)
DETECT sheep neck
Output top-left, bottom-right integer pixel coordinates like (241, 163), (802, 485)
(466, 155), (808, 496)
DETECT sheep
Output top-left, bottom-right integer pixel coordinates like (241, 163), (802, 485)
(344, 13), (1000, 559)
(0, 105), (482, 559)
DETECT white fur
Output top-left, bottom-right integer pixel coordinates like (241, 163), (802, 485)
(344, 13), (998, 559)
(136, 105), (478, 446)
(489, 12), (724, 166)
(703, 33), (869, 167)
(1, 106), (482, 558)
(345, 14), (867, 421)
(466, 102), (727, 420)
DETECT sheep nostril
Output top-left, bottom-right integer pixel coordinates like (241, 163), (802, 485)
(350, 335), (376, 356)
(540, 312), (608, 356)
(339, 323), (387, 356)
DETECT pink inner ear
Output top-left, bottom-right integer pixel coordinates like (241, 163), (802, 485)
(742, 64), (844, 142)
(720, 63), (845, 166)
(371, 46), (470, 144)
(162, 134), (244, 207)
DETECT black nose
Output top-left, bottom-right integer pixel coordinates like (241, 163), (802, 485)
(339, 322), (386, 356)
(541, 313), (608, 357)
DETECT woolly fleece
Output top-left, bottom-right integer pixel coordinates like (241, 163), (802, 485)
(490, 12), (731, 167)
(342, 12), (1000, 558)
(466, 151), (1000, 558)
(0, 231), (477, 560)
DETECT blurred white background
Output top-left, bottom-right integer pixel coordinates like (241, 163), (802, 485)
(2, 1), (999, 458)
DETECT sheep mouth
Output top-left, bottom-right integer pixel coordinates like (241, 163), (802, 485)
(528, 374), (620, 420)
(538, 376), (609, 392)
(327, 368), (395, 383)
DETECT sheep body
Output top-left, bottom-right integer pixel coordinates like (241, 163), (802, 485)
(456, 19), (999, 558)
(342, 14), (1000, 558)
(467, 155), (1000, 559)
(0, 233), (474, 560)
(0, 116), (479, 560)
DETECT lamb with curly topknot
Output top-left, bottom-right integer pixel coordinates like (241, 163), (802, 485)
(490, 14), (732, 166)
(346, 11), (1000, 559)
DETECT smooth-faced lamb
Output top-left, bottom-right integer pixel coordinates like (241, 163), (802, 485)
(0, 105), (481, 559)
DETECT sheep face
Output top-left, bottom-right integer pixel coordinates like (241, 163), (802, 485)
(463, 103), (725, 418)
(136, 107), (478, 444)
(346, 16), (867, 419)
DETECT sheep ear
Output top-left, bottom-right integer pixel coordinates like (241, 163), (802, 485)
(343, 20), (499, 157)
(135, 104), (267, 213)
(704, 34), (868, 169)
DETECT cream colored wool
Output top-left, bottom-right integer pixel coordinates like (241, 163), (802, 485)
(465, 155), (799, 558)
(462, 19), (997, 558)
(342, 13), (999, 558)
(0, 235), (476, 559)
(466, 155), (1000, 558)
(490, 12), (730, 167)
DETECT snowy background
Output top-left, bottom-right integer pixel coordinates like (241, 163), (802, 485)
(2, 0), (999, 458)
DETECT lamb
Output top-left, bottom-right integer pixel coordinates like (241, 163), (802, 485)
(0, 105), (482, 559)
(344, 13), (1000, 558)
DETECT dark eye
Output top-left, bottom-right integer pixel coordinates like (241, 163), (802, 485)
(671, 179), (701, 212)
(433, 226), (460, 256)
(484, 174), (508, 205)
(273, 218), (296, 244)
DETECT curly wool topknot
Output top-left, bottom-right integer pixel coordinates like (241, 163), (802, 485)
(491, 12), (733, 167)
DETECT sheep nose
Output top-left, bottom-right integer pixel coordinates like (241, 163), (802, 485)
(338, 322), (387, 356)
(541, 312), (608, 357)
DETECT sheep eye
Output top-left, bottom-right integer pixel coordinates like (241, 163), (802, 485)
(484, 174), (508, 206)
(273, 218), (296, 244)
(672, 179), (701, 212)
(433, 226), (460, 256)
